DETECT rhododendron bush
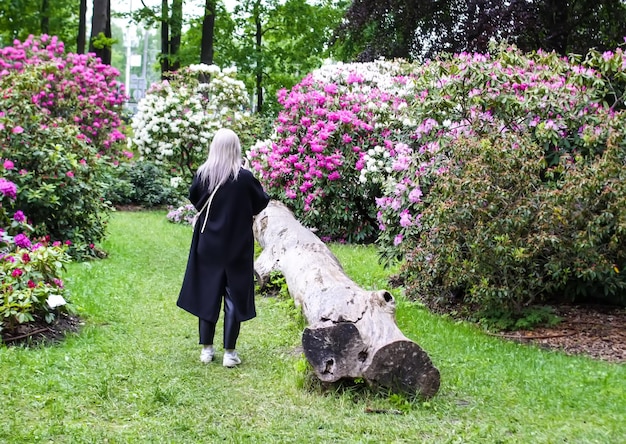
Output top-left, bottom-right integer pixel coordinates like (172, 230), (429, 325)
(248, 59), (417, 242)
(1, 177), (74, 335)
(131, 64), (253, 188)
(0, 35), (126, 258)
(251, 42), (626, 319)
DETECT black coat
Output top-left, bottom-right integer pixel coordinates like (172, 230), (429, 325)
(177, 168), (269, 323)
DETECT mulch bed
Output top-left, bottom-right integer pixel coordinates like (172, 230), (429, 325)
(1, 313), (82, 347)
(497, 304), (626, 363)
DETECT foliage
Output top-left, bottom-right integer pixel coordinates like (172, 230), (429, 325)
(103, 160), (183, 209)
(130, 63), (252, 184)
(332, 0), (626, 61)
(229, 0), (348, 115)
(0, 0), (79, 51)
(248, 59), (416, 242)
(0, 179), (73, 335)
(0, 108), (111, 259)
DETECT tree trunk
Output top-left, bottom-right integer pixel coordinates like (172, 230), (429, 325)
(77, 0), (87, 54)
(160, 0), (170, 77)
(89, 0), (111, 64)
(200, 0), (216, 65)
(253, 201), (441, 398)
(255, 12), (263, 113)
(40, 0), (50, 35)
(170, 0), (183, 71)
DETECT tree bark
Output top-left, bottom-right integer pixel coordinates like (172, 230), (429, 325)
(89, 0), (111, 64)
(253, 201), (440, 398)
(160, 0), (170, 77)
(77, 0), (87, 54)
(200, 0), (216, 65)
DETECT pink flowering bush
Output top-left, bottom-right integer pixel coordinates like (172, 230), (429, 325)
(248, 59), (416, 242)
(253, 42), (626, 322)
(0, 34), (127, 154)
(1, 178), (73, 336)
(0, 35), (126, 258)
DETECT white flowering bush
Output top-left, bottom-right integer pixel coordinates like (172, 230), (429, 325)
(131, 64), (251, 182)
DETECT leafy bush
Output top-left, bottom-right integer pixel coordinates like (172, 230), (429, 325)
(103, 160), (182, 208)
(253, 42), (626, 323)
(1, 179), (74, 336)
(0, 35), (128, 259)
(0, 34), (127, 155)
(1, 108), (111, 258)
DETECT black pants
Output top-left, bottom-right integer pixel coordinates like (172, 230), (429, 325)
(198, 289), (241, 349)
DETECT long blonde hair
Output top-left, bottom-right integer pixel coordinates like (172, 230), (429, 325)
(197, 128), (242, 192)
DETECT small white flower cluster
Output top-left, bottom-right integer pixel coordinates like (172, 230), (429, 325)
(359, 145), (393, 184)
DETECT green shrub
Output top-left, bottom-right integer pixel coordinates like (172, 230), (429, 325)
(402, 127), (626, 327)
(1, 107), (111, 259)
(103, 160), (183, 208)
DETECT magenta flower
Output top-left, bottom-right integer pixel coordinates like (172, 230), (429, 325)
(13, 210), (25, 222)
(11, 268), (23, 277)
(66, 171), (74, 178)
(3, 159), (15, 170)
(14, 233), (31, 248)
(0, 178), (17, 199)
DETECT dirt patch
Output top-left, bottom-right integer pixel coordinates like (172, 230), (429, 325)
(1, 313), (82, 347)
(490, 304), (626, 363)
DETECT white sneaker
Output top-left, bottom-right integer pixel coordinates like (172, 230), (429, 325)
(223, 350), (241, 367)
(200, 346), (215, 363)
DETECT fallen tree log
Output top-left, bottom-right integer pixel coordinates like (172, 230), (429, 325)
(253, 201), (440, 398)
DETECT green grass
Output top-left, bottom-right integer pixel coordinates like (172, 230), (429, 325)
(1, 211), (624, 443)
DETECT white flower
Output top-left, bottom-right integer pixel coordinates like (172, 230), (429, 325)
(47, 295), (67, 309)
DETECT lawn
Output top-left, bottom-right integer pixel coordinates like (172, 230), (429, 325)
(1, 211), (624, 443)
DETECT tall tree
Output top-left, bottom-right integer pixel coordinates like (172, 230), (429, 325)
(90, 0), (112, 64)
(200, 0), (217, 65)
(132, 0), (184, 77)
(160, 0), (170, 74)
(232, 0), (346, 113)
(170, 0), (183, 71)
(333, 0), (626, 61)
(77, 0), (88, 53)
(0, 0), (79, 50)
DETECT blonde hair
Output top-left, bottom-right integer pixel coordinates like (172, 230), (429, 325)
(197, 128), (242, 192)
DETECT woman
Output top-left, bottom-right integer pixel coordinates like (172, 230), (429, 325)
(177, 128), (270, 367)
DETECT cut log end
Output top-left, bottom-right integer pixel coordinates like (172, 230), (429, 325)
(303, 324), (440, 398)
(302, 323), (365, 382)
(364, 341), (441, 399)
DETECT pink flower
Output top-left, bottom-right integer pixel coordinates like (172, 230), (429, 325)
(11, 126), (24, 134)
(13, 210), (25, 222)
(12, 268), (23, 277)
(0, 178), (17, 198)
(66, 171), (74, 178)
(14, 233), (31, 248)
(3, 159), (15, 170)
